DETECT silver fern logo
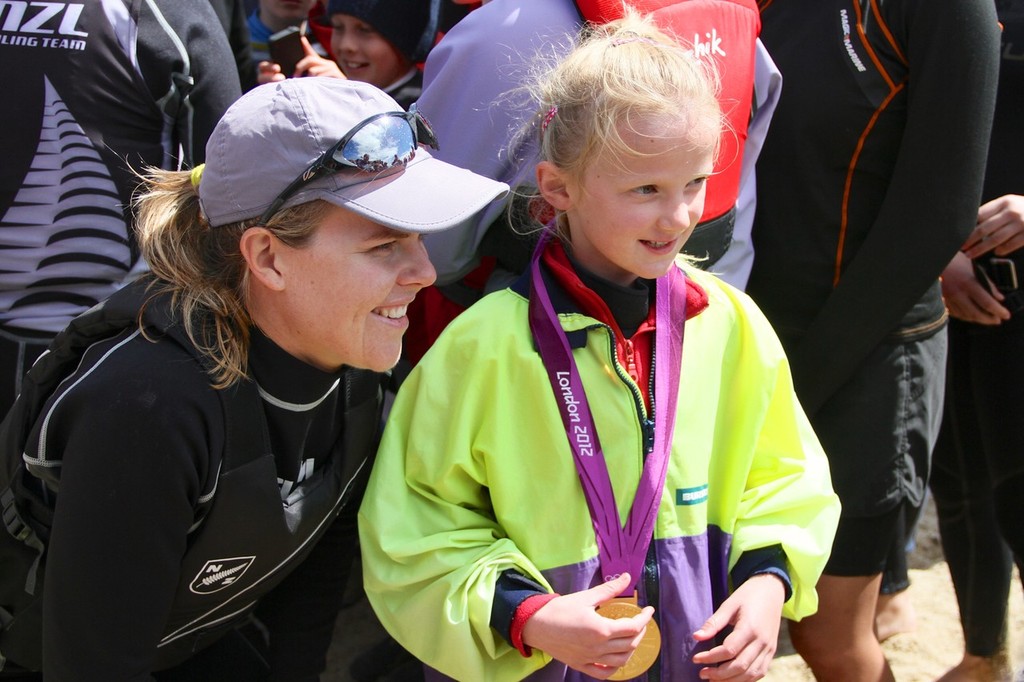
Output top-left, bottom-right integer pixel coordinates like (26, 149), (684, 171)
(189, 556), (256, 595)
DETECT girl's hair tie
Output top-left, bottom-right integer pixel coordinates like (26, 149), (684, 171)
(611, 34), (658, 47)
(541, 105), (558, 133)
(190, 163), (205, 189)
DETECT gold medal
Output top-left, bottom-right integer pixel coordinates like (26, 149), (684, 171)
(596, 594), (661, 680)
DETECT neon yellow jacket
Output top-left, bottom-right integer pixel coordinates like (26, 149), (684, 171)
(360, 265), (840, 681)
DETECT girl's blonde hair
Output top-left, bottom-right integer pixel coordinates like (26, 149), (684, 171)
(133, 168), (330, 388)
(531, 11), (723, 195)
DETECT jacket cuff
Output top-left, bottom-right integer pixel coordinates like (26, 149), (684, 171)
(510, 593), (559, 657)
(730, 544), (793, 602)
(490, 569), (551, 647)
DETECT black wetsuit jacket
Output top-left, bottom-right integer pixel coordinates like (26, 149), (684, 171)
(0, 279), (381, 678)
(749, 0), (1001, 415)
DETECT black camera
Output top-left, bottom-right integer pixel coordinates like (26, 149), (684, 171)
(269, 25), (305, 77)
(974, 257), (1018, 292)
(974, 257), (1024, 314)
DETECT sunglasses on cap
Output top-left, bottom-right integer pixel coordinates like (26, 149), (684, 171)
(258, 105), (439, 226)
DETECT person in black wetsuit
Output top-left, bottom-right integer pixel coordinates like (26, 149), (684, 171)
(929, 2), (1024, 679)
(0, 77), (506, 681)
(749, 0), (1001, 679)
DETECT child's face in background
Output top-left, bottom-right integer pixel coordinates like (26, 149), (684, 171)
(538, 114), (714, 287)
(330, 14), (412, 90)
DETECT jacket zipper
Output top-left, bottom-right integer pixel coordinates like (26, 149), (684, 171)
(643, 346), (660, 681)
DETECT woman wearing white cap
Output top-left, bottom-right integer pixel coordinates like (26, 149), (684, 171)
(0, 77), (506, 680)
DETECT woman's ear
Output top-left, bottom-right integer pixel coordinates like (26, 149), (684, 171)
(239, 227), (287, 291)
(536, 161), (573, 211)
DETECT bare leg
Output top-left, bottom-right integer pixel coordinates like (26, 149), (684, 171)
(788, 574), (895, 682)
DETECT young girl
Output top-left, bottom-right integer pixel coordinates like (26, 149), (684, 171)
(359, 14), (839, 682)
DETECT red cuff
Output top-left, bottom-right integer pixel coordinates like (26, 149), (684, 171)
(510, 593), (559, 657)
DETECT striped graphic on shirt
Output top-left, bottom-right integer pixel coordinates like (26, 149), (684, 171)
(0, 75), (131, 336)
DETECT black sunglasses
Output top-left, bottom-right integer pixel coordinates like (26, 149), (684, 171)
(258, 105), (439, 225)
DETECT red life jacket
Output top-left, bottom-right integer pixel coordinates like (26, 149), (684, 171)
(576, 0), (759, 223)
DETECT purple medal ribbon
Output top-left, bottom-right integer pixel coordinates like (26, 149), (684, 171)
(528, 235), (686, 595)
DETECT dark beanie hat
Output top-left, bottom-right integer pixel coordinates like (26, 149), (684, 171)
(327, 0), (440, 63)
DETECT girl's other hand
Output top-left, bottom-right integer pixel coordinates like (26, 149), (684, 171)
(691, 573), (785, 680)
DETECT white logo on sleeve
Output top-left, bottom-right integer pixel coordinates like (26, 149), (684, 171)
(189, 556), (256, 594)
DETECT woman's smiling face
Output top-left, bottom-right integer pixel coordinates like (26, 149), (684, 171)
(253, 203), (436, 373)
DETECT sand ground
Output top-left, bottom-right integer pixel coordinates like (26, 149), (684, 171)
(323, 495), (1024, 681)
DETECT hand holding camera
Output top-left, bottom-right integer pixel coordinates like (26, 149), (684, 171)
(258, 24), (344, 85)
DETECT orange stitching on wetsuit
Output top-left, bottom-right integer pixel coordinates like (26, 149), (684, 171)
(835, 83), (905, 286)
(853, 0), (895, 90)
(869, 0), (907, 65)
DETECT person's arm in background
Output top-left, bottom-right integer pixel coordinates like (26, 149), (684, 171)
(143, 0), (244, 167)
(788, 0), (1000, 416)
(414, 0), (582, 284)
(712, 38), (781, 291)
(207, 0), (258, 92)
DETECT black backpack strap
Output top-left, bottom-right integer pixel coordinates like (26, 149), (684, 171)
(0, 489), (45, 597)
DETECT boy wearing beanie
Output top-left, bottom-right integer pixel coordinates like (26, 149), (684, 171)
(324, 0), (439, 108)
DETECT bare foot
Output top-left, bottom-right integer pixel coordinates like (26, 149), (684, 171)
(934, 651), (1013, 682)
(874, 590), (916, 642)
